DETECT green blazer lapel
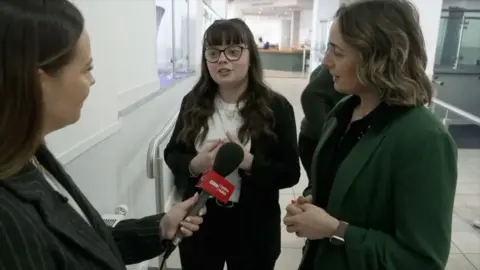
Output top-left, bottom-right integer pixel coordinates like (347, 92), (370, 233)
(326, 129), (387, 216)
(310, 118), (338, 202)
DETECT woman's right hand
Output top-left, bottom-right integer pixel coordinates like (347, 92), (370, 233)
(189, 140), (223, 175)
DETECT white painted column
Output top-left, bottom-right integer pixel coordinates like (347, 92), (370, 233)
(280, 19), (292, 50)
(290, 10), (301, 48)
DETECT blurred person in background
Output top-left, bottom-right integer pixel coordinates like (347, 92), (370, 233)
(283, 0), (458, 269)
(257, 36), (264, 48)
(164, 18), (300, 270)
(299, 65), (345, 180)
(0, 1), (204, 269)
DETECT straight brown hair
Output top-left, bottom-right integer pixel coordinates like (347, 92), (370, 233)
(0, 1), (84, 179)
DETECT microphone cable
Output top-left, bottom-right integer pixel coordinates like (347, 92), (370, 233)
(160, 240), (177, 269)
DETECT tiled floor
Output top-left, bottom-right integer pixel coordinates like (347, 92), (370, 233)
(165, 75), (480, 269)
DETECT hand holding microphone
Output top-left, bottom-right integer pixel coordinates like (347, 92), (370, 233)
(161, 142), (244, 264)
(160, 193), (206, 240)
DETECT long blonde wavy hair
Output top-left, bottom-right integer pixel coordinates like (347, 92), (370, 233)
(336, 0), (434, 107)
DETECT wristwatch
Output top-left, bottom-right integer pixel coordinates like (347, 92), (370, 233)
(330, 221), (349, 246)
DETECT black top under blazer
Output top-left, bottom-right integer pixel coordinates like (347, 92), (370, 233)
(0, 146), (167, 270)
(164, 90), (300, 257)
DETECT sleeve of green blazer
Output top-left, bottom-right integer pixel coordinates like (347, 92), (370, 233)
(343, 125), (458, 269)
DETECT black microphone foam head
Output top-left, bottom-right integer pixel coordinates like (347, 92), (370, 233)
(212, 142), (244, 177)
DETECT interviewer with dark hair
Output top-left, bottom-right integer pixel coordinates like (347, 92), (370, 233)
(0, 1), (204, 269)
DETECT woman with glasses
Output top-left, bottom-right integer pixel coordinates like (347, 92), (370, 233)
(164, 18), (300, 270)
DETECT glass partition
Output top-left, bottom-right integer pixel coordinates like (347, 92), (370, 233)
(173, 0), (193, 80)
(434, 9), (480, 69)
(457, 17), (480, 66)
(434, 17), (448, 65)
(156, 0), (174, 87)
(155, 0), (194, 89)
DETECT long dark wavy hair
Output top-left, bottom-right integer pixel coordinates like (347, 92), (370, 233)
(177, 18), (276, 145)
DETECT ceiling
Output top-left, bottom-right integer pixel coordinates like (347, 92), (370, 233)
(242, 6), (306, 16)
(229, 0), (313, 17)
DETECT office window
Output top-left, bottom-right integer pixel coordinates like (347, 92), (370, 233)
(457, 17), (480, 66)
(173, 0), (194, 79)
(434, 9), (480, 68)
(434, 17), (448, 65)
(155, 0), (194, 89)
(202, 3), (222, 35)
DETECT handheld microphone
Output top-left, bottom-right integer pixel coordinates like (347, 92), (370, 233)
(161, 142), (244, 264)
(175, 142), (243, 243)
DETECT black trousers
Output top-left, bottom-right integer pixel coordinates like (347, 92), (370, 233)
(298, 134), (318, 180)
(178, 199), (279, 270)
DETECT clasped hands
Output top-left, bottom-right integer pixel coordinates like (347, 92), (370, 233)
(189, 131), (253, 175)
(283, 195), (340, 240)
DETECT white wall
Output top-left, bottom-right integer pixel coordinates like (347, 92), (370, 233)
(53, 0), (164, 211)
(299, 10), (312, 45)
(244, 16), (282, 44)
(210, 0), (227, 18)
(226, 2), (243, 18)
(48, 0), (160, 164)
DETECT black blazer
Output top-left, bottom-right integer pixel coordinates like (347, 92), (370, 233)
(164, 91), (300, 255)
(0, 146), (167, 270)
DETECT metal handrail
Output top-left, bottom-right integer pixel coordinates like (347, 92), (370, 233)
(146, 111), (179, 179)
(432, 98), (480, 126)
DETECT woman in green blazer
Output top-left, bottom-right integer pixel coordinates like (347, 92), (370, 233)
(283, 1), (458, 269)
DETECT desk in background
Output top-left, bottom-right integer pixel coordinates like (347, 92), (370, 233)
(259, 49), (310, 72)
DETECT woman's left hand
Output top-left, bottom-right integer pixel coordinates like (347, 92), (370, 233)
(226, 131), (253, 171)
(283, 203), (340, 240)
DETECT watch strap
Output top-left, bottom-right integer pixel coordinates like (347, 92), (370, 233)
(335, 221), (349, 239)
(330, 221), (349, 246)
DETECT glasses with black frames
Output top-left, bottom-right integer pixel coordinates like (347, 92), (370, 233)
(204, 45), (248, 63)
